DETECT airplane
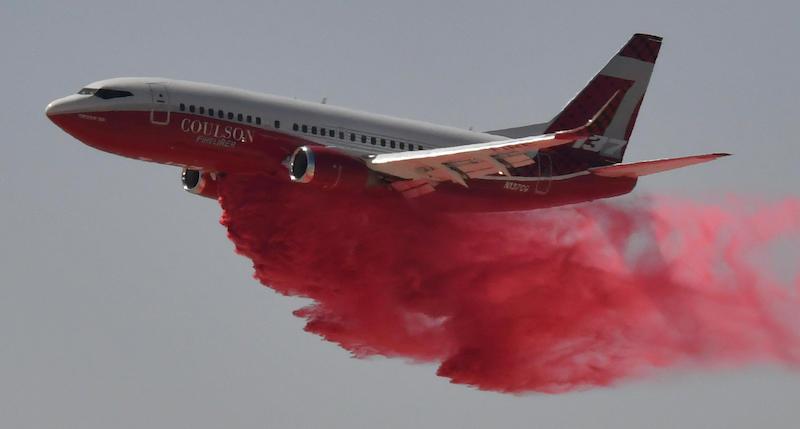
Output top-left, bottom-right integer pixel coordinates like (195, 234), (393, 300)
(46, 33), (728, 212)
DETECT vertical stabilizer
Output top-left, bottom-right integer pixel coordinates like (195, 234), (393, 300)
(489, 33), (662, 162)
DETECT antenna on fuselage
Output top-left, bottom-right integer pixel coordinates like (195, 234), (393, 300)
(321, 97), (328, 104)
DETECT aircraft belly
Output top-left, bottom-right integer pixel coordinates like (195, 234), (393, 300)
(414, 175), (637, 212)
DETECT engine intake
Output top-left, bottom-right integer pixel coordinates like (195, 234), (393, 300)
(181, 168), (219, 199)
(288, 146), (371, 191)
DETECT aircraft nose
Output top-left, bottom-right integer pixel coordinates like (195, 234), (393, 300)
(45, 95), (92, 134)
(45, 94), (88, 118)
(45, 97), (73, 118)
(45, 99), (63, 117)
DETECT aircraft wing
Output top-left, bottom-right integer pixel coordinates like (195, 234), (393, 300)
(367, 91), (621, 187)
(368, 132), (577, 186)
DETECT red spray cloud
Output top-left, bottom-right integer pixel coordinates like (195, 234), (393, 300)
(219, 174), (800, 393)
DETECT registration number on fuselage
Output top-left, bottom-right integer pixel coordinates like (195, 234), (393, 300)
(180, 118), (254, 148)
(504, 181), (530, 193)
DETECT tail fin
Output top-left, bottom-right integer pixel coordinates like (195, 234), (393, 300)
(489, 33), (663, 162)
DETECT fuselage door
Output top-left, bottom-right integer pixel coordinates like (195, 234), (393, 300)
(148, 83), (170, 125)
(535, 152), (552, 194)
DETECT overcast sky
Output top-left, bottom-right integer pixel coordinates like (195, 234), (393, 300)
(2, 0), (799, 428)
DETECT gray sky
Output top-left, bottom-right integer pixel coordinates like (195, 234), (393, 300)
(2, 0), (798, 428)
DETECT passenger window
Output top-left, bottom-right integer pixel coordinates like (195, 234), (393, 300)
(302, 125), (308, 133)
(370, 137), (376, 145)
(339, 131), (344, 139)
(246, 115), (252, 123)
(274, 120), (280, 128)
(218, 110), (224, 119)
(419, 145), (424, 150)
(399, 142), (405, 149)
(179, 103), (185, 111)
(350, 133), (356, 141)
(228, 112), (234, 120)
(320, 127), (326, 136)
(189, 105), (195, 113)
(311, 126), (317, 135)
(199, 106), (205, 114)
(390, 140), (396, 148)
(328, 129), (334, 137)
(293, 123), (299, 131)
(208, 108), (214, 116)
(380, 139), (386, 147)
(237, 113), (243, 121)
(361, 135), (367, 143)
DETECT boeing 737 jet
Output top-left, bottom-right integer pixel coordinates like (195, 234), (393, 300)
(46, 33), (727, 212)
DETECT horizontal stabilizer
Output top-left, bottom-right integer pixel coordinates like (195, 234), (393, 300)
(589, 153), (730, 178)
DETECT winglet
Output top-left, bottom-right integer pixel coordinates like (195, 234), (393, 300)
(552, 90), (621, 141)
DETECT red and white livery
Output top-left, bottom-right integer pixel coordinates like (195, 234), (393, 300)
(47, 34), (727, 211)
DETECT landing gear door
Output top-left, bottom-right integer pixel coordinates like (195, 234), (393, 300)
(148, 83), (170, 125)
(535, 152), (552, 195)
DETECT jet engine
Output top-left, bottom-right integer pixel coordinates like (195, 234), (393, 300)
(288, 146), (372, 191)
(181, 168), (219, 199)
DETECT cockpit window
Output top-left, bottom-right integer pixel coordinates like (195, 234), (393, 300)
(78, 88), (98, 95)
(94, 89), (134, 99)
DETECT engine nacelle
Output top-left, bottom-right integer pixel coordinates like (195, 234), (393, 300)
(181, 168), (220, 199)
(288, 146), (372, 191)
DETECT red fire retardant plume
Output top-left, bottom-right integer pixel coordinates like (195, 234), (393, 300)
(218, 174), (800, 393)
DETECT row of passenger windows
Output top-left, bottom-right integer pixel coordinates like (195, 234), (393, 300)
(178, 103), (280, 129)
(291, 123), (423, 151)
(178, 102), (424, 151)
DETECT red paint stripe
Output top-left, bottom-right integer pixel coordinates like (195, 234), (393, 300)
(545, 75), (634, 134)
